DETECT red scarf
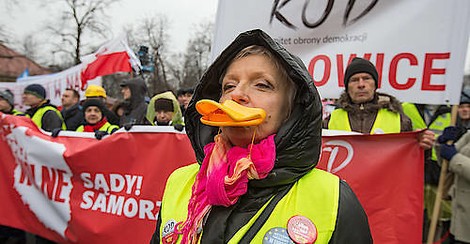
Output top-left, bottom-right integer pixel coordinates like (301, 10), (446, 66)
(83, 118), (108, 132)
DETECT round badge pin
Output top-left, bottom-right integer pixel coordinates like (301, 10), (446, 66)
(287, 215), (317, 244)
(263, 227), (294, 244)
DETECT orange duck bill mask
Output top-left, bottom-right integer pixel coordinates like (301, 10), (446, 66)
(196, 99), (266, 127)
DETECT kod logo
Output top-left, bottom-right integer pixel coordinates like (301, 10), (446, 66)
(321, 140), (354, 173)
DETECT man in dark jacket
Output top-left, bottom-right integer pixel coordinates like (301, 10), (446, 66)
(22, 84), (65, 132)
(152, 29), (372, 243)
(119, 77), (148, 127)
(323, 57), (414, 133)
(61, 88), (83, 131)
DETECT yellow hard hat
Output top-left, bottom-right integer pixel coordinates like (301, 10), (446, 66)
(85, 85), (106, 98)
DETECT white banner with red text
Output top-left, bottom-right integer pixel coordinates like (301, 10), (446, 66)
(0, 114), (423, 243)
(0, 34), (139, 111)
(213, 0), (470, 104)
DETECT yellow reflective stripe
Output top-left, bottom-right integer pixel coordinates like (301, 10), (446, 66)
(370, 109), (401, 134)
(76, 122), (119, 133)
(31, 106), (66, 129)
(160, 164), (339, 244)
(229, 169), (339, 244)
(402, 103), (427, 130)
(329, 108), (401, 133)
(328, 109), (351, 131)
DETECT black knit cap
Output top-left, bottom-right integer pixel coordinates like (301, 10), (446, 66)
(344, 57), (379, 91)
(24, 84), (46, 99)
(82, 99), (105, 114)
(154, 98), (174, 112)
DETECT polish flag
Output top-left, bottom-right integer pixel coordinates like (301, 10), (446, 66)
(80, 35), (141, 88)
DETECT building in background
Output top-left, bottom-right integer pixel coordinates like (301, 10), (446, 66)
(0, 43), (50, 82)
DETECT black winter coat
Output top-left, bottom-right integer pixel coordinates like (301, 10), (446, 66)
(119, 77), (148, 127)
(61, 103), (83, 131)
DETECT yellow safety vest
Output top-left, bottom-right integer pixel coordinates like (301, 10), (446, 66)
(76, 122), (119, 134)
(29, 106), (66, 130)
(12, 109), (25, 116)
(160, 163), (339, 243)
(402, 103), (451, 160)
(328, 108), (401, 134)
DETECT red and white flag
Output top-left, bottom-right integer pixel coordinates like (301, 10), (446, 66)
(80, 34), (141, 88)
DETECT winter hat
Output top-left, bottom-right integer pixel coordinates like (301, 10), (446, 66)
(460, 86), (470, 104)
(154, 98), (174, 112)
(344, 57), (379, 91)
(177, 87), (194, 96)
(24, 84), (46, 99)
(0, 89), (14, 106)
(82, 99), (105, 114)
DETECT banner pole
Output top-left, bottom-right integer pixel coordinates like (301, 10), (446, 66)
(426, 104), (458, 244)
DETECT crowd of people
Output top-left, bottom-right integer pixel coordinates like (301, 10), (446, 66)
(0, 78), (195, 141)
(1, 29), (469, 244)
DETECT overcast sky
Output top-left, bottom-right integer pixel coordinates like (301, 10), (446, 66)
(0, 0), (219, 57)
(1, 0), (469, 74)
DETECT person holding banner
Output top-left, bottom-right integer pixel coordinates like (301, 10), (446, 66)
(22, 84), (66, 132)
(145, 91), (184, 129)
(438, 128), (470, 244)
(84, 84), (120, 126)
(76, 99), (119, 139)
(119, 77), (148, 127)
(322, 57), (435, 146)
(151, 29), (372, 243)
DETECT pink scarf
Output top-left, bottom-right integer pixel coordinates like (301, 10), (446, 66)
(177, 134), (276, 243)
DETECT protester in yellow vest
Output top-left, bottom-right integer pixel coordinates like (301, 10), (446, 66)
(0, 89), (24, 116)
(22, 84), (65, 132)
(150, 29), (372, 244)
(402, 102), (454, 241)
(76, 99), (119, 140)
(322, 57), (435, 148)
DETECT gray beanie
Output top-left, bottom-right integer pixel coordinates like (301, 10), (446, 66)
(24, 84), (46, 99)
(344, 57), (379, 91)
(0, 89), (14, 107)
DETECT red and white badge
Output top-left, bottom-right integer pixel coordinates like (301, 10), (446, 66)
(287, 215), (317, 244)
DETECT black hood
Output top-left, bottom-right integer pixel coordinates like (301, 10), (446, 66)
(185, 29), (323, 188)
(120, 77), (148, 109)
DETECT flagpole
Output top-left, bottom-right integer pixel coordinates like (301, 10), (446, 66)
(426, 104), (458, 244)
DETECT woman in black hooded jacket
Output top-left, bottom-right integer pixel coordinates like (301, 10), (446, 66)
(151, 29), (372, 243)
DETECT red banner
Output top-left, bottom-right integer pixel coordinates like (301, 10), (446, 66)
(318, 131), (424, 244)
(0, 114), (424, 243)
(0, 113), (196, 243)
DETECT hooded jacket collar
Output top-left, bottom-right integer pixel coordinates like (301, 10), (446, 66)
(121, 77), (148, 110)
(185, 29), (323, 188)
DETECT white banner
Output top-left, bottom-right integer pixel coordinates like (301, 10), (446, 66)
(0, 64), (100, 111)
(213, 0), (470, 104)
